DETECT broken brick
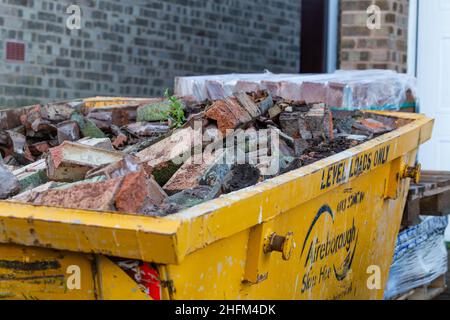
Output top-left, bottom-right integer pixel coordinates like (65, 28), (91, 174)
(29, 141), (50, 156)
(303, 103), (334, 140)
(57, 120), (80, 144)
(279, 111), (303, 138)
(205, 98), (252, 135)
(46, 141), (124, 182)
(352, 118), (392, 136)
(114, 170), (152, 213)
(301, 81), (327, 104)
(33, 177), (123, 211)
(163, 150), (220, 195)
(235, 92), (261, 118)
(137, 126), (200, 169)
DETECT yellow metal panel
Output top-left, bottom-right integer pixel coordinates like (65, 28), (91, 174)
(0, 202), (181, 264)
(95, 256), (150, 300)
(82, 97), (152, 108)
(0, 244), (96, 300)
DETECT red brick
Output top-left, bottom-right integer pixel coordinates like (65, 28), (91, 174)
(114, 170), (149, 213)
(205, 98), (252, 135)
(33, 177), (123, 211)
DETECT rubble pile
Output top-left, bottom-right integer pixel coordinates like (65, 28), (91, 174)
(0, 92), (406, 216)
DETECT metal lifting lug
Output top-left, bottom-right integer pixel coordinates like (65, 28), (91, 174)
(264, 232), (294, 261)
(401, 163), (421, 184)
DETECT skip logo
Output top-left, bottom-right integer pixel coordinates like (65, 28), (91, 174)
(300, 205), (359, 294)
(66, 5), (81, 30)
(367, 5), (381, 30)
(66, 265), (81, 290)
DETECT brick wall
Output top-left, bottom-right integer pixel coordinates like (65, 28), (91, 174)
(340, 0), (409, 72)
(0, 0), (301, 108)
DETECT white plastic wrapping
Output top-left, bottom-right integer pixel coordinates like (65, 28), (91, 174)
(384, 216), (449, 299)
(175, 70), (417, 111)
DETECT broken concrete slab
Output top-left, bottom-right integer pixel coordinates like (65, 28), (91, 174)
(46, 141), (125, 182)
(0, 163), (20, 199)
(51, 176), (108, 190)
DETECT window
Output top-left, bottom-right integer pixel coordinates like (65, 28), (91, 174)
(6, 41), (25, 62)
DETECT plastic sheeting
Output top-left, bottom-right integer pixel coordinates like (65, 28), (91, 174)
(384, 216), (449, 299)
(174, 70), (417, 111)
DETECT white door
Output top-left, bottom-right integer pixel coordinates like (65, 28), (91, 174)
(416, 0), (450, 241)
(417, 0), (450, 170)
